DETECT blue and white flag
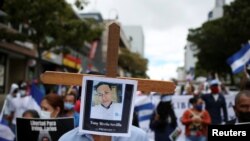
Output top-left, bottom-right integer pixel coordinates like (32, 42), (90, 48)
(227, 43), (250, 74)
(134, 95), (154, 122)
(134, 93), (155, 141)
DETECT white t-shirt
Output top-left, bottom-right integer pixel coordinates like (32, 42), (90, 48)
(90, 102), (123, 120)
(213, 94), (219, 101)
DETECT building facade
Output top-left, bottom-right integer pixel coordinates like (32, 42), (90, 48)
(123, 26), (145, 57)
(208, 0), (225, 21)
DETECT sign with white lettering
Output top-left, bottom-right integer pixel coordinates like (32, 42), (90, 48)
(16, 117), (74, 141)
(79, 76), (137, 137)
(208, 124), (250, 139)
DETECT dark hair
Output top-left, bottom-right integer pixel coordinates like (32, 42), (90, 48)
(189, 96), (202, 105)
(43, 93), (64, 116)
(22, 109), (40, 118)
(94, 82), (112, 90)
(235, 90), (250, 105)
(64, 94), (77, 103)
(155, 101), (177, 129)
(13, 88), (19, 94)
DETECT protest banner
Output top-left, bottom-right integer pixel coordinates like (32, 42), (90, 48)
(16, 117), (74, 141)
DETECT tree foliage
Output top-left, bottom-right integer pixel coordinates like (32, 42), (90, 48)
(2, 0), (103, 47)
(187, 0), (250, 83)
(118, 48), (148, 78)
(1, 0), (103, 77)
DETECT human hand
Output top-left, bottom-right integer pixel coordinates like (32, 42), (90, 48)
(192, 117), (201, 123)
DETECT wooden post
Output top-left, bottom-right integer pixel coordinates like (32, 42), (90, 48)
(106, 23), (120, 78)
(40, 23), (176, 141)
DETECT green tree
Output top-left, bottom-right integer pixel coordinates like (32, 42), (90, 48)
(118, 48), (148, 78)
(188, 0), (250, 84)
(2, 0), (103, 77)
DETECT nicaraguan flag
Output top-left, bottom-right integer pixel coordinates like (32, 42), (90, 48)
(134, 95), (154, 123)
(227, 43), (250, 74)
(134, 94), (156, 141)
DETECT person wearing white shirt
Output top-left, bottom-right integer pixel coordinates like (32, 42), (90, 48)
(3, 83), (19, 121)
(202, 79), (228, 125)
(9, 82), (41, 133)
(90, 82), (123, 121)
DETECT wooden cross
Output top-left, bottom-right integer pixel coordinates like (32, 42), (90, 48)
(40, 23), (176, 141)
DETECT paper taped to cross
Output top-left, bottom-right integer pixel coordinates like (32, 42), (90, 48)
(79, 76), (137, 137)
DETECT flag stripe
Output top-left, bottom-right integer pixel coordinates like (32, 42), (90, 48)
(231, 48), (250, 72)
(227, 44), (250, 74)
(139, 114), (153, 122)
(135, 103), (154, 111)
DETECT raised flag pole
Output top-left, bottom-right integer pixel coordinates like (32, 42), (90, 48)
(40, 23), (176, 141)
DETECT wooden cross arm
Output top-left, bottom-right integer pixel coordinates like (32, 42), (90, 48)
(40, 71), (176, 94)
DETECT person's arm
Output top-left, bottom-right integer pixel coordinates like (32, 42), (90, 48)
(240, 65), (249, 90)
(181, 110), (193, 125)
(201, 111), (211, 125)
(170, 110), (178, 128)
(149, 112), (161, 130)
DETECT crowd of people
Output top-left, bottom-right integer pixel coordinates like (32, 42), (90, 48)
(1, 74), (250, 141)
(145, 77), (250, 141)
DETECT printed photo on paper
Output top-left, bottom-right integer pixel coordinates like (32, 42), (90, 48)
(79, 76), (137, 137)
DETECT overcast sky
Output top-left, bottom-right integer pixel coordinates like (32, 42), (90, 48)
(70, 0), (234, 80)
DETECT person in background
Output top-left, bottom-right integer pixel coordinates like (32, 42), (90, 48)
(240, 64), (250, 90)
(63, 94), (79, 127)
(226, 90), (250, 124)
(22, 109), (40, 118)
(201, 79), (228, 124)
(9, 82), (41, 133)
(3, 83), (19, 126)
(150, 95), (177, 141)
(40, 93), (64, 118)
(74, 99), (81, 113)
(220, 83), (229, 95)
(181, 96), (211, 141)
(38, 93), (64, 141)
(132, 110), (139, 127)
(183, 84), (196, 96)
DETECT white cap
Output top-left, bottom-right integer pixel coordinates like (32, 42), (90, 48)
(161, 95), (172, 102)
(210, 79), (220, 86)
